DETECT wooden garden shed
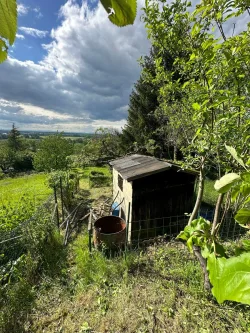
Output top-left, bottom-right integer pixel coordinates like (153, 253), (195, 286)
(110, 154), (197, 240)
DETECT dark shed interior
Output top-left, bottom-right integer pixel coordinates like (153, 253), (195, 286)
(132, 168), (196, 221)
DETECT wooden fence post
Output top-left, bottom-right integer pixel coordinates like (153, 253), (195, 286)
(60, 176), (65, 222)
(54, 186), (60, 228)
(88, 210), (93, 253)
(125, 202), (131, 256)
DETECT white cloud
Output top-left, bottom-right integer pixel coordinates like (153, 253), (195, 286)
(19, 27), (48, 38)
(0, 0), (248, 133)
(17, 3), (29, 16)
(17, 3), (43, 19)
(0, 1), (149, 132)
(33, 7), (43, 19)
(16, 34), (25, 40)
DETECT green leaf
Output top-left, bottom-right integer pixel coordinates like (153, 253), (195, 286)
(182, 81), (190, 89)
(187, 235), (194, 252)
(242, 240), (250, 251)
(192, 102), (201, 111)
(241, 172), (250, 183)
(100, 0), (137, 27)
(0, 0), (17, 45)
(240, 184), (250, 197)
(214, 173), (240, 193)
(176, 230), (189, 241)
(235, 208), (250, 226)
(201, 244), (211, 258)
(225, 145), (246, 169)
(231, 185), (240, 203)
(190, 53), (196, 60)
(191, 22), (201, 37)
(207, 253), (250, 305)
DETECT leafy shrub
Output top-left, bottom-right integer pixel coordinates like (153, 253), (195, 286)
(47, 170), (80, 209)
(0, 204), (66, 333)
(0, 194), (36, 232)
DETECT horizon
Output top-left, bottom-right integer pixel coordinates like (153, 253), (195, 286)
(0, 0), (149, 132)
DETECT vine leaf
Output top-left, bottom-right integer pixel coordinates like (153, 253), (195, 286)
(207, 253), (250, 305)
(214, 173), (240, 193)
(100, 0), (137, 27)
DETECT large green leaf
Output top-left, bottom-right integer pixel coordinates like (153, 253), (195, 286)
(207, 253), (250, 305)
(0, 0), (17, 45)
(100, 0), (137, 27)
(235, 208), (250, 226)
(214, 173), (240, 193)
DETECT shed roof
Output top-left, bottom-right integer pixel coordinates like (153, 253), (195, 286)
(110, 154), (196, 181)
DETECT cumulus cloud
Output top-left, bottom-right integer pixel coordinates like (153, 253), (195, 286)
(17, 3), (29, 16)
(0, 0), (149, 132)
(16, 34), (25, 40)
(0, 0), (247, 132)
(19, 27), (48, 38)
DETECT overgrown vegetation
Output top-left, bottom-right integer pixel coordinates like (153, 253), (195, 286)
(0, 204), (66, 333)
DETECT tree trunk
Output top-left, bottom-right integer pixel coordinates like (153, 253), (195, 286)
(211, 193), (224, 236)
(173, 146), (177, 161)
(193, 246), (211, 291)
(188, 159), (205, 225)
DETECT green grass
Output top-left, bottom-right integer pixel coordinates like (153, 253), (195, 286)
(78, 166), (112, 202)
(0, 173), (52, 231)
(0, 173), (52, 207)
(25, 241), (250, 333)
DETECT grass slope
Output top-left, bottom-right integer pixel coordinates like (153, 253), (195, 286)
(27, 239), (250, 333)
(0, 173), (52, 231)
(0, 173), (51, 206)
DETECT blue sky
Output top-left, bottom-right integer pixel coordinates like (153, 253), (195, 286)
(0, 0), (249, 132)
(15, 0), (76, 62)
(0, 0), (149, 132)
(14, 0), (99, 62)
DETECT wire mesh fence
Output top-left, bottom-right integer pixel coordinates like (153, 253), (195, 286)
(198, 207), (246, 240)
(91, 209), (247, 253)
(0, 195), (57, 267)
